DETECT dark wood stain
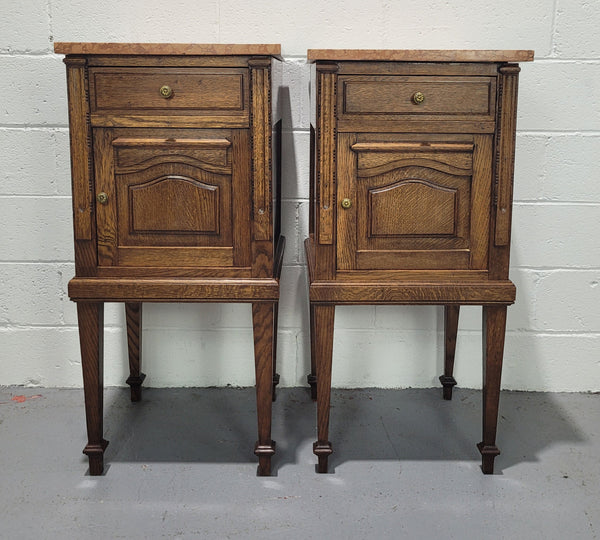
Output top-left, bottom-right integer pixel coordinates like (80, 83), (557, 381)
(306, 50), (532, 475)
(57, 43), (283, 476)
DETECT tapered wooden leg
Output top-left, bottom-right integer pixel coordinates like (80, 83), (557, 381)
(252, 302), (276, 476)
(307, 303), (318, 400)
(312, 304), (335, 473)
(478, 305), (507, 474)
(272, 302), (280, 402)
(439, 305), (460, 400)
(77, 302), (108, 475)
(125, 302), (146, 402)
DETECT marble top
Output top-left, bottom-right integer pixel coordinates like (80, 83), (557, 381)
(307, 49), (534, 63)
(54, 42), (281, 57)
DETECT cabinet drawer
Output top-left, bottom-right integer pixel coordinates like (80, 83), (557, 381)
(90, 67), (247, 116)
(340, 76), (496, 120)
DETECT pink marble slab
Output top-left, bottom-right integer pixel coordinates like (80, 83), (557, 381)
(307, 49), (534, 63)
(54, 42), (281, 57)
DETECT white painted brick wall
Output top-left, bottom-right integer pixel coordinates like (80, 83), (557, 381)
(0, 129), (70, 195)
(0, 0), (50, 53)
(1, 0), (598, 392)
(519, 62), (600, 131)
(514, 134), (600, 202)
(0, 56), (66, 125)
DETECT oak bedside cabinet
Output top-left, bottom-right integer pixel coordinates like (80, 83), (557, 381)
(305, 49), (533, 474)
(55, 43), (284, 476)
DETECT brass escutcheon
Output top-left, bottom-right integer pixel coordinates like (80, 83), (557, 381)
(341, 198), (352, 210)
(412, 91), (425, 105)
(97, 192), (108, 205)
(159, 85), (173, 99)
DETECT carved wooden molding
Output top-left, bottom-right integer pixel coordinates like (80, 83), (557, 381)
(114, 155), (231, 176)
(494, 64), (521, 246)
(248, 56), (272, 69)
(351, 142), (474, 153)
(316, 64), (338, 244)
(315, 62), (340, 73)
(358, 158), (472, 178)
(111, 138), (231, 148)
(112, 137), (232, 175)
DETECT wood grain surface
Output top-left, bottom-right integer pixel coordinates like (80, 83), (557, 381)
(306, 52), (528, 475)
(59, 47), (284, 476)
(55, 42), (281, 57)
(308, 49), (534, 63)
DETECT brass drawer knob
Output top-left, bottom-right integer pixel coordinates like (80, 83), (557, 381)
(412, 91), (425, 105)
(97, 192), (109, 205)
(341, 198), (352, 210)
(159, 85), (173, 99)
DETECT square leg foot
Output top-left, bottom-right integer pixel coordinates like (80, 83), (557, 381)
(313, 441), (333, 473)
(83, 439), (109, 476)
(477, 442), (500, 474)
(439, 375), (457, 400)
(255, 441), (276, 476)
(126, 373), (146, 402)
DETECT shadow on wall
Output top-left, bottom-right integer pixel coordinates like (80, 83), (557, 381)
(98, 79), (299, 388)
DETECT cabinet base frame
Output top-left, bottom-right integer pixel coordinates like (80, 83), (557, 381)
(305, 239), (512, 475)
(74, 276), (281, 476)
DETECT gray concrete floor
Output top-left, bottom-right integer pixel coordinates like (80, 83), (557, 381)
(1, 386), (599, 539)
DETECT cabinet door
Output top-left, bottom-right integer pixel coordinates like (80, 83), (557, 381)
(337, 134), (492, 271)
(94, 128), (250, 269)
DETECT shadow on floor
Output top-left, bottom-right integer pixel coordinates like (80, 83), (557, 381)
(102, 387), (589, 474)
(325, 388), (589, 473)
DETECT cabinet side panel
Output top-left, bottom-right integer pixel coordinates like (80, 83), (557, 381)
(470, 134), (493, 269)
(232, 129), (252, 267)
(65, 58), (94, 241)
(272, 119), (282, 241)
(310, 61), (317, 237)
(271, 51), (283, 245)
(249, 58), (272, 242)
(64, 57), (98, 275)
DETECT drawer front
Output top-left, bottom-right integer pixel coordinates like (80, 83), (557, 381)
(340, 76), (496, 119)
(90, 67), (247, 115)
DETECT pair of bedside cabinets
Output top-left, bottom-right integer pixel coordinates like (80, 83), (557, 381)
(55, 43), (533, 476)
